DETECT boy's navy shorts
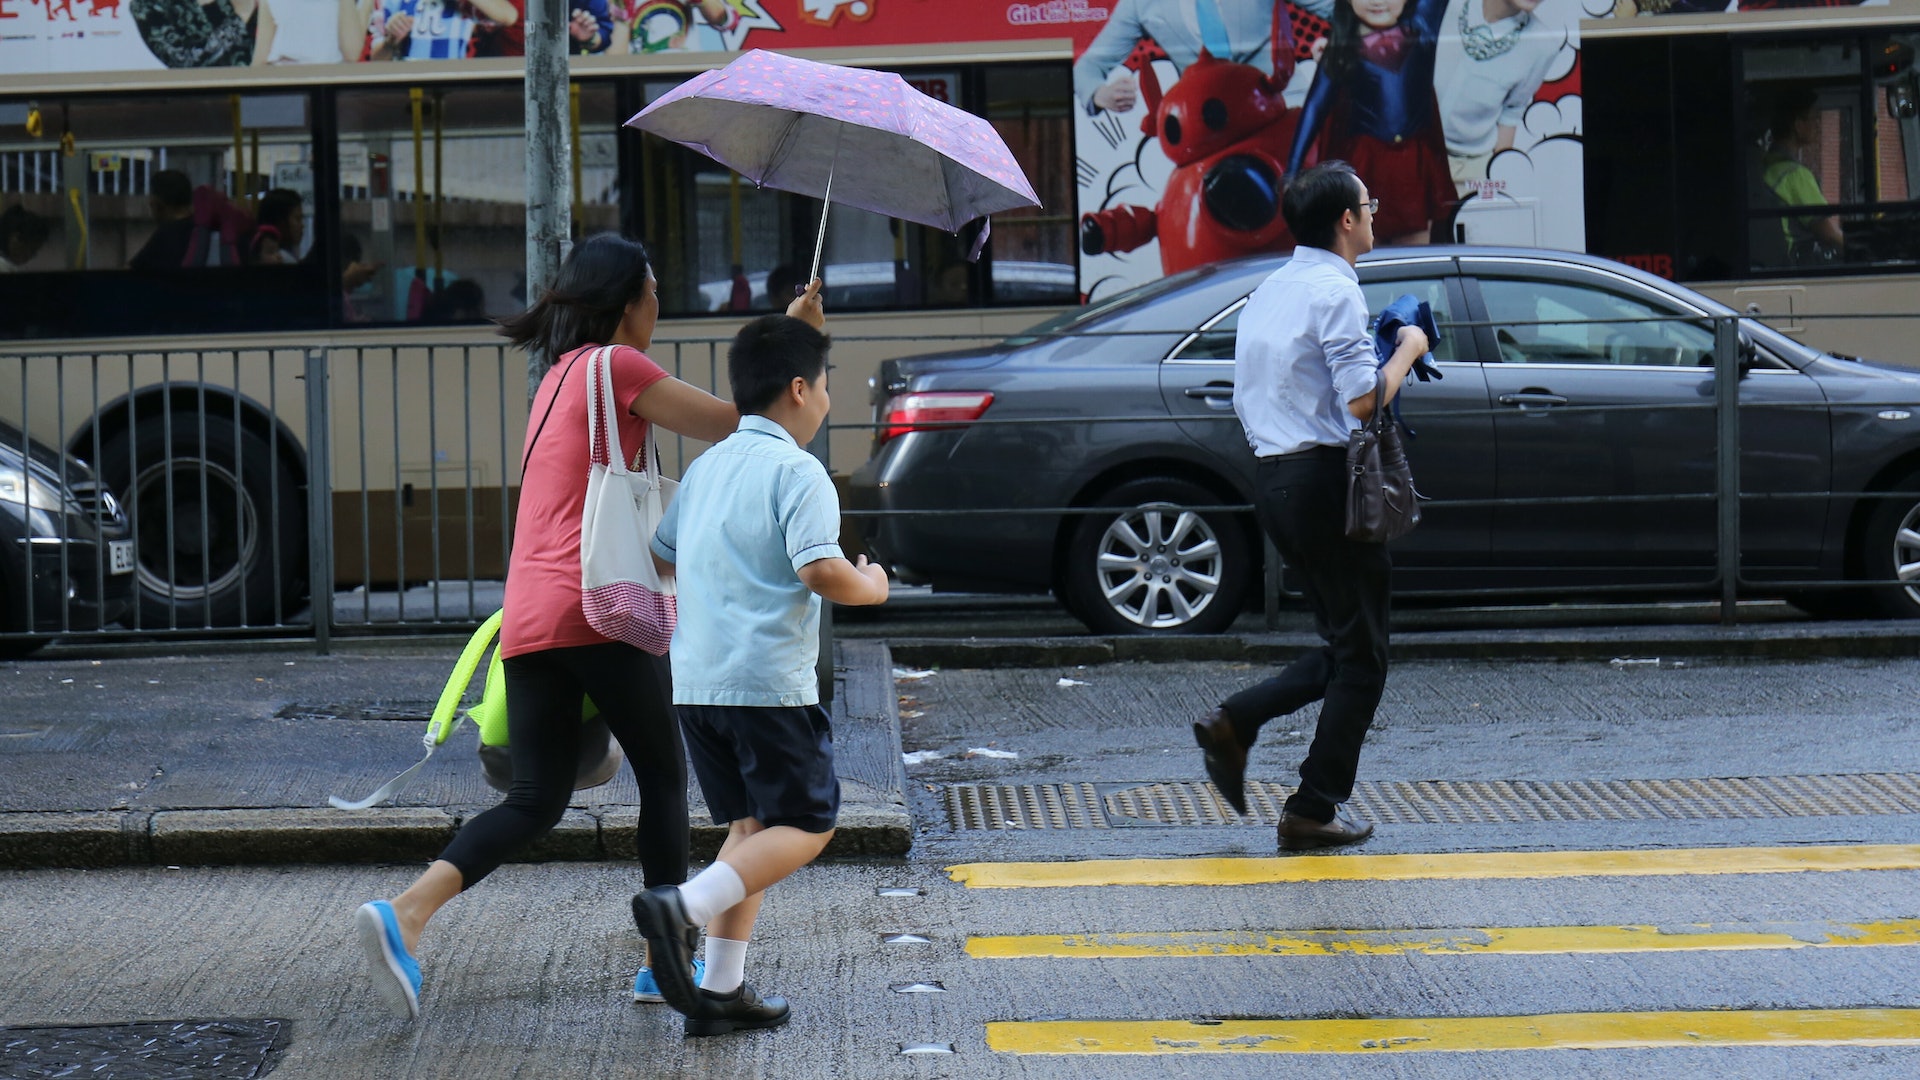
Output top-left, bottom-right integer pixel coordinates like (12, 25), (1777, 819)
(678, 703), (840, 834)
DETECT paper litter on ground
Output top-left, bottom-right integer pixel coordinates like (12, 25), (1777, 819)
(1609, 657), (1660, 666)
(893, 668), (937, 681)
(1056, 677), (1089, 687)
(902, 750), (944, 765)
(967, 747), (1018, 759)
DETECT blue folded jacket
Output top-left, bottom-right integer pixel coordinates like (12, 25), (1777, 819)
(1372, 294), (1444, 435)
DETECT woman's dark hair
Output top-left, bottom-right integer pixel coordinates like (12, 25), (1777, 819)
(498, 233), (652, 360)
(1321, 0), (1422, 84)
(729, 314), (831, 414)
(256, 188), (301, 230)
(1283, 161), (1364, 249)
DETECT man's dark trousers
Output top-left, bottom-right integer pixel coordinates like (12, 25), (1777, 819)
(1222, 446), (1391, 822)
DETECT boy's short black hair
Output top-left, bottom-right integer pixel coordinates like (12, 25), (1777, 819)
(729, 314), (832, 415)
(1282, 161), (1364, 250)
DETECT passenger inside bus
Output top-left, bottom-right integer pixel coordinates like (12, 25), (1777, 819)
(128, 170), (198, 272)
(248, 188), (307, 265)
(0, 206), (51, 273)
(1758, 88), (1844, 266)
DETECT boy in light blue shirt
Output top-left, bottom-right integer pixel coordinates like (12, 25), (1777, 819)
(635, 294), (889, 1038)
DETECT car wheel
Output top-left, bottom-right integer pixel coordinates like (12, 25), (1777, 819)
(98, 411), (308, 629)
(1858, 480), (1920, 619)
(1061, 476), (1252, 635)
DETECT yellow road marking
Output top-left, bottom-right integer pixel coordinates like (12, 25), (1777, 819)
(985, 1009), (1920, 1054)
(946, 844), (1920, 889)
(966, 917), (1920, 959)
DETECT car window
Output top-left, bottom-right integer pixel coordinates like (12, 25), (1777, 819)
(1358, 278), (1462, 362)
(1480, 277), (1714, 368)
(1171, 304), (1241, 361)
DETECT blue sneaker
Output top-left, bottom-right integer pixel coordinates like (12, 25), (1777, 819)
(633, 959), (705, 1003)
(355, 900), (422, 1020)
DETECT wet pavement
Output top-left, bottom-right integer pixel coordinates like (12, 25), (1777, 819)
(4, 646), (1920, 1076)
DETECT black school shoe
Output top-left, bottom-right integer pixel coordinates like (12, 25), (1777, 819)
(684, 983), (791, 1037)
(630, 887), (702, 1015)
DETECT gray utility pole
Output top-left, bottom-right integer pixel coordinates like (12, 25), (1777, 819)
(524, 0), (571, 401)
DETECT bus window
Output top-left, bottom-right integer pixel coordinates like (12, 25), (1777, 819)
(333, 82), (619, 327)
(0, 91), (325, 340)
(635, 63), (1075, 317)
(1741, 34), (1920, 276)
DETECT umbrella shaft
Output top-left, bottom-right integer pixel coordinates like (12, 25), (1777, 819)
(810, 162), (834, 288)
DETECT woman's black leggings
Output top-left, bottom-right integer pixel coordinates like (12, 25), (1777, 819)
(438, 642), (688, 890)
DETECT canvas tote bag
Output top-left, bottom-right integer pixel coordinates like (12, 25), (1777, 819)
(580, 345), (678, 654)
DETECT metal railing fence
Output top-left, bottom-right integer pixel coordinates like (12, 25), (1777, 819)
(4, 308), (1920, 654)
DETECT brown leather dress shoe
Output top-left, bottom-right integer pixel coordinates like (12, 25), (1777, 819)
(1277, 806), (1374, 851)
(1192, 707), (1249, 815)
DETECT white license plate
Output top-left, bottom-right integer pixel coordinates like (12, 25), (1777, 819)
(109, 540), (135, 575)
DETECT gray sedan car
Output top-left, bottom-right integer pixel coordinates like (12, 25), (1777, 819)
(848, 246), (1920, 634)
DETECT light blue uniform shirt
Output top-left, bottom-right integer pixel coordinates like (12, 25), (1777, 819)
(651, 415), (843, 707)
(1233, 246), (1379, 458)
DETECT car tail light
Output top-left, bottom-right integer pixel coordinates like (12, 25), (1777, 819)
(879, 391), (995, 444)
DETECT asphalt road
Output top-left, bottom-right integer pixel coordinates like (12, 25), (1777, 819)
(5, 654), (1920, 1077)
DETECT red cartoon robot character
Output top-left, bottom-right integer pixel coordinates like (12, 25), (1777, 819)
(1080, 34), (1303, 276)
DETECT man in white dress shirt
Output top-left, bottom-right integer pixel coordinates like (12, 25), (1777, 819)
(1193, 161), (1428, 851)
(1433, 0), (1566, 196)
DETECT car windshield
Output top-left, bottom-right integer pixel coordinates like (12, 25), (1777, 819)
(1000, 272), (1206, 346)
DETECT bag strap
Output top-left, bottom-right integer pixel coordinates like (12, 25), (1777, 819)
(586, 345), (628, 472)
(327, 609), (503, 810)
(521, 350), (583, 474)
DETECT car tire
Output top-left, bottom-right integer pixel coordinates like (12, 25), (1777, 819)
(1857, 480), (1920, 619)
(98, 411), (308, 629)
(1061, 476), (1252, 635)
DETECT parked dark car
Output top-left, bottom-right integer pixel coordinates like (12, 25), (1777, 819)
(0, 421), (135, 656)
(849, 246), (1920, 633)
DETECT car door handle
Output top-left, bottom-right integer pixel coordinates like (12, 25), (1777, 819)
(1184, 385), (1235, 398)
(1497, 392), (1569, 407)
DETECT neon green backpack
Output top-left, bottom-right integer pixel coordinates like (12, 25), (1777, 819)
(329, 610), (623, 809)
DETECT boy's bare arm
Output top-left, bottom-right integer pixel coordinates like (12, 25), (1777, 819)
(797, 554), (888, 606)
(652, 551), (674, 582)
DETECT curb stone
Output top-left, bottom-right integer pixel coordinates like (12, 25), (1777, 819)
(0, 642), (911, 870)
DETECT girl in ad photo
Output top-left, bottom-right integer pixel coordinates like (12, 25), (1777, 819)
(1287, 0), (1457, 244)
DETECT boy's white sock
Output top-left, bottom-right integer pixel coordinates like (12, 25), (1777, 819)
(700, 936), (749, 995)
(676, 861), (747, 927)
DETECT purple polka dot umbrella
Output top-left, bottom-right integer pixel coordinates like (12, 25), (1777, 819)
(626, 49), (1042, 283)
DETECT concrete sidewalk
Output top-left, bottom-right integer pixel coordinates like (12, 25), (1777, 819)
(0, 640), (908, 870)
(4, 612), (1917, 871)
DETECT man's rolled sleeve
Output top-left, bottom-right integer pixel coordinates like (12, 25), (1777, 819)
(1326, 288), (1381, 406)
(781, 462), (845, 572)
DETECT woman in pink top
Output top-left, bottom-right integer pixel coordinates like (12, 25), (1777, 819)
(351, 233), (825, 1021)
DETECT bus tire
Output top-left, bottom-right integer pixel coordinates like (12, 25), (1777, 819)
(1060, 476), (1251, 636)
(99, 411), (308, 629)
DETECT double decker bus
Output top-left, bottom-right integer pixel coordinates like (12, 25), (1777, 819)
(0, 0), (1913, 643)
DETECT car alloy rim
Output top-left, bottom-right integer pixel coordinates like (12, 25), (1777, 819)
(130, 458), (259, 603)
(1095, 502), (1224, 629)
(1895, 500), (1920, 607)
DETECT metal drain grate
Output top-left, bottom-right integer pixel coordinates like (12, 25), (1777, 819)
(939, 774), (1920, 830)
(0, 1019), (287, 1079)
(944, 782), (1108, 830)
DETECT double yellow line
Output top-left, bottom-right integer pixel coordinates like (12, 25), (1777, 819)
(951, 845), (1920, 1055)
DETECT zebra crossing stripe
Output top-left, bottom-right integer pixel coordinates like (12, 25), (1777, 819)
(985, 1009), (1920, 1054)
(946, 844), (1920, 889)
(966, 917), (1920, 959)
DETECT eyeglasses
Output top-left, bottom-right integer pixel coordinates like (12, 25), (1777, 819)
(1357, 198), (1380, 216)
